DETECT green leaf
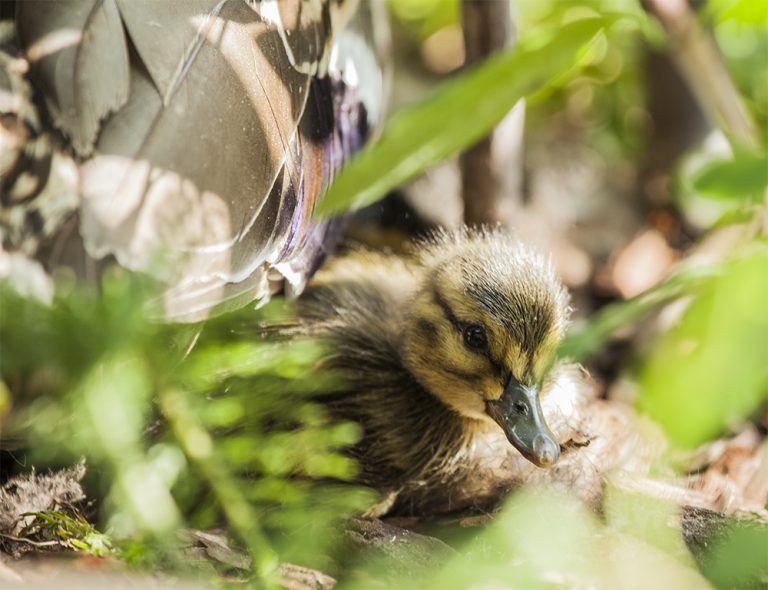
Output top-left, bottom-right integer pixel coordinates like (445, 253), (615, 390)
(702, 519), (768, 588)
(709, 0), (768, 26)
(558, 264), (723, 364)
(315, 17), (608, 217)
(638, 249), (768, 447)
(712, 206), (757, 228)
(692, 152), (768, 202)
(603, 486), (691, 565)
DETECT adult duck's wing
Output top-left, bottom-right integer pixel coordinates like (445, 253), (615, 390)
(11, 0), (387, 320)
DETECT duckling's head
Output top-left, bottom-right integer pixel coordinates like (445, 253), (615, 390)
(402, 229), (570, 468)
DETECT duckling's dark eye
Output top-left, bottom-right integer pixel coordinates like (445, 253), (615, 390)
(463, 325), (487, 351)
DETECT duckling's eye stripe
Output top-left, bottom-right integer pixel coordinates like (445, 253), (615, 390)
(432, 287), (462, 332)
(416, 319), (438, 344)
(432, 287), (505, 375)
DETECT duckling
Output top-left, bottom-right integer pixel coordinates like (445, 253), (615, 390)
(298, 228), (646, 515)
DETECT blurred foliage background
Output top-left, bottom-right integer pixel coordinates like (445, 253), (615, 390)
(1, 276), (373, 582)
(1, 0), (767, 588)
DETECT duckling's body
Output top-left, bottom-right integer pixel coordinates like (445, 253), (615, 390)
(299, 230), (649, 514)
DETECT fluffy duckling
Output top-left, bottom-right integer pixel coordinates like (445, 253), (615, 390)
(299, 229), (650, 515)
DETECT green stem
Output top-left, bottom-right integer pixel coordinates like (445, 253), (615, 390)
(157, 388), (278, 585)
(559, 263), (724, 363)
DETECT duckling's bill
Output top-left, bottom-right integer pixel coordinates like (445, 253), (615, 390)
(485, 378), (560, 468)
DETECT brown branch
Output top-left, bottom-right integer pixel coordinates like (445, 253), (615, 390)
(459, 0), (516, 226)
(0, 532), (62, 548)
(643, 0), (761, 152)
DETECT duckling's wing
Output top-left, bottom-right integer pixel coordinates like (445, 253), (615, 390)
(8, 0), (387, 321)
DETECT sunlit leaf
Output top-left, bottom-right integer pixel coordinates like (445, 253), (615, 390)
(692, 152), (768, 202)
(559, 264), (723, 363)
(638, 249), (768, 447)
(316, 17), (608, 217)
(709, 0), (768, 26)
(712, 206), (757, 228)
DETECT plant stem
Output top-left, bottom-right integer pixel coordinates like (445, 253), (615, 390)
(460, 0), (519, 225)
(559, 263), (724, 363)
(643, 0), (762, 153)
(157, 388), (278, 584)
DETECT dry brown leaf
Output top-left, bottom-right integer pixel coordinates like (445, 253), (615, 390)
(611, 229), (678, 298)
(278, 563), (337, 590)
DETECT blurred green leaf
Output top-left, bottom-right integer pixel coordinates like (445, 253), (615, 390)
(712, 206), (758, 228)
(406, 486), (708, 590)
(316, 17), (608, 217)
(1, 273), (374, 584)
(692, 152), (768, 202)
(181, 340), (326, 390)
(603, 486), (691, 565)
(702, 518), (768, 588)
(559, 264), (723, 364)
(407, 488), (601, 590)
(638, 249), (768, 447)
(388, 0), (459, 40)
(709, 0), (768, 26)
